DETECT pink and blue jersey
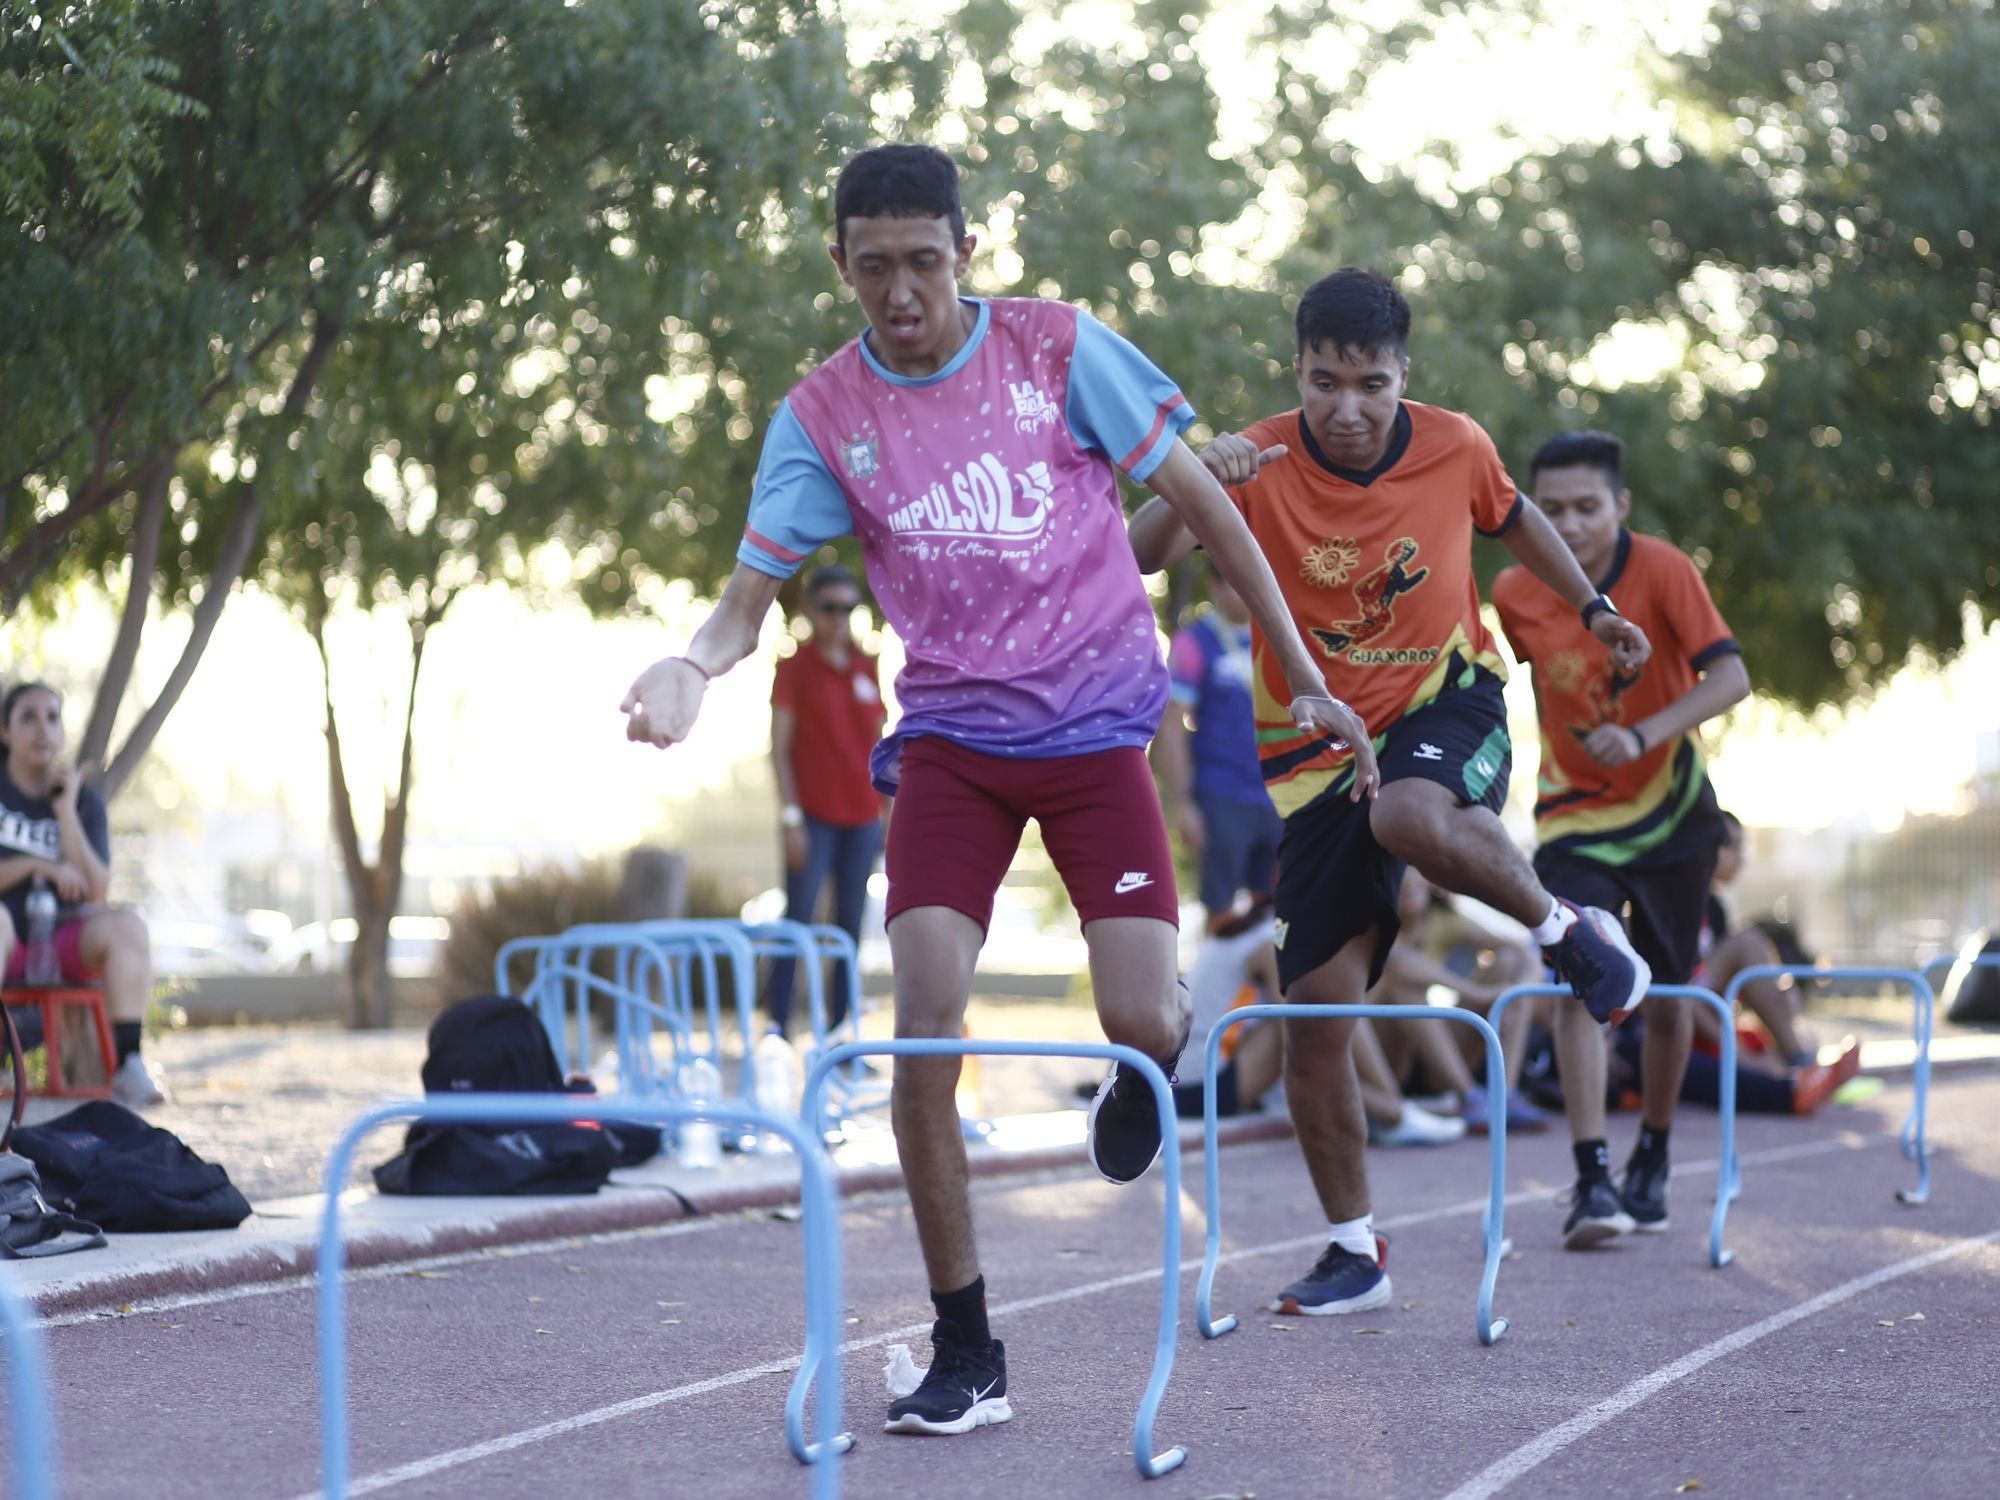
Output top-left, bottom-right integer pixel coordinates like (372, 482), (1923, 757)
(738, 297), (1194, 790)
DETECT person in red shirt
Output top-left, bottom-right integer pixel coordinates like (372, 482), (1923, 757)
(1492, 429), (1752, 1246)
(765, 564), (887, 1038)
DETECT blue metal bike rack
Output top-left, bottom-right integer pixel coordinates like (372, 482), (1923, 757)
(799, 1039), (1189, 1480)
(1725, 964), (1936, 1205)
(313, 1094), (846, 1500)
(1490, 983), (1741, 1267)
(0, 1270), (59, 1500)
(1193, 1004), (1512, 1346)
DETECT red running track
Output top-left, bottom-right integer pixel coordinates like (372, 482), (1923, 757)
(13, 1066), (2000, 1500)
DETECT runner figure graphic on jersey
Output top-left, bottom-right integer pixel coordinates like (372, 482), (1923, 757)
(1544, 645), (1641, 746)
(1310, 537), (1431, 656)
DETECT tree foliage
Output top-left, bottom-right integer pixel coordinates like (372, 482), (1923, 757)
(1256, 0), (1999, 704)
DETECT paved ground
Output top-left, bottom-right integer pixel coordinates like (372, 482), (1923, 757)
(14, 1063), (1997, 1500)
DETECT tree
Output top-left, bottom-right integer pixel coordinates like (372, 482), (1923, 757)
(1253, 0), (1999, 704)
(5, 0), (858, 796)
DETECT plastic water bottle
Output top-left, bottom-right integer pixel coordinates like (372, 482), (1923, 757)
(23, 877), (59, 987)
(677, 1056), (724, 1170)
(753, 1030), (801, 1151)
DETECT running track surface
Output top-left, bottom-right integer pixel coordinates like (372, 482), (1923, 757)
(14, 1068), (2000, 1500)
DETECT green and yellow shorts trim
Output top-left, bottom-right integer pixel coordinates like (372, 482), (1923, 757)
(1271, 664), (1511, 993)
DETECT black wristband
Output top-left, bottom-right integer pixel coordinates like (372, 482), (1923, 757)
(1627, 724), (1648, 755)
(1580, 594), (1618, 628)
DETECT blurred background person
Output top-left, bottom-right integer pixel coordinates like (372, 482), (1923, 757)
(1155, 561), (1282, 932)
(0, 681), (165, 1105)
(763, 566), (887, 1040)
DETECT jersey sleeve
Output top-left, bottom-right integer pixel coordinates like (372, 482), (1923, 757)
(1468, 421), (1525, 537)
(1167, 628), (1207, 707)
(1488, 567), (1534, 662)
(1063, 310), (1195, 482)
(737, 400), (853, 579)
(1657, 546), (1738, 668)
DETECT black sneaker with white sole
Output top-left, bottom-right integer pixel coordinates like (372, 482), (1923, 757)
(1619, 1154), (1669, 1232)
(1270, 1234), (1392, 1316)
(1086, 999), (1191, 1185)
(1548, 902), (1652, 1025)
(1560, 1177), (1636, 1249)
(883, 1319), (1011, 1436)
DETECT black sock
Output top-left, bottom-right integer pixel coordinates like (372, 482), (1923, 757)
(1573, 1138), (1612, 1185)
(114, 1022), (143, 1065)
(1632, 1123), (1670, 1166)
(931, 1275), (990, 1347)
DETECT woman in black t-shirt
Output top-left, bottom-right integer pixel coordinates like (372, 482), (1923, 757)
(0, 682), (164, 1105)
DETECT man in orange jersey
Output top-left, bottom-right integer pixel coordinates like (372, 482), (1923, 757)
(1492, 430), (1751, 1248)
(1128, 267), (1655, 1316)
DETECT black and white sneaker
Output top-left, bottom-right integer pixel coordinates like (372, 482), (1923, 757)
(1619, 1154), (1670, 1233)
(1270, 1234), (1392, 1316)
(1560, 1178), (1636, 1249)
(883, 1319), (1011, 1436)
(1086, 1000), (1190, 1185)
(1548, 902), (1652, 1025)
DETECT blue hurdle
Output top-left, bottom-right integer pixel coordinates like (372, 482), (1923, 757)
(313, 1094), (846, 1500)
(0, 1270), (58, 1500)
(1193, 1004), (1512, 1346)
(1490, 983), (1741, 1267)
(1724, 964), (1936, 1205)
(799, 1039), (1189, 1480)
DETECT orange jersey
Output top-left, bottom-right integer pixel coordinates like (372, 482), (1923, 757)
(1492, 529), (1737, 861)
(1230, 401), (1522, 816)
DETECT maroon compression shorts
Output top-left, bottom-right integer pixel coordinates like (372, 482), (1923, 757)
(884, 738), (1179, 931)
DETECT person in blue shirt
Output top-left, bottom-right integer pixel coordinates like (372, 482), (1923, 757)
(1155, 561), (1284, 930)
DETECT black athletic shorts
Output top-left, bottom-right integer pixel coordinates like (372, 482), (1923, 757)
(1533, 793), (1726, 985)
(1272, 664), (1512, 993)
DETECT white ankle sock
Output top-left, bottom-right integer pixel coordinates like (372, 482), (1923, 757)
(1529, 899), (1576, 947)
(1327, 1215), (1377, 1261)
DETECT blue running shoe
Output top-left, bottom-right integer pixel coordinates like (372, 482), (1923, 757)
(1548, 902), (1651, 1025)
(1270, 1234), (1392, 1316)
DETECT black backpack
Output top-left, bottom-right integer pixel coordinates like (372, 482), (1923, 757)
(9, 1100), (251, 1234)
(373, 995), (657, 1197)
(1, 1005), (106, 1258)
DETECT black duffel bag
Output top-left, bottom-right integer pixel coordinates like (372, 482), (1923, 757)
(10, 1100), (251, 1233)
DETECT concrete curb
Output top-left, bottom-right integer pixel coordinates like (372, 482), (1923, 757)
(22, 1113), (1296, 1318)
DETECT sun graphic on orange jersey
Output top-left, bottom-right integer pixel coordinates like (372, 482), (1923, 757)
(1300, 537), (1361, 589)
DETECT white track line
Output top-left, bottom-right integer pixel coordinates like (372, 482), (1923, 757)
(280, 1134), (1862, 1499)
(1438, 1225), (2000, 1500)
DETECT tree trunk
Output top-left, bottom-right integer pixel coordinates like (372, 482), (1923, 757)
(347, 906), (396, 1032)
(316, 583), (439, 1030)
(100, 316), (340, 799)
(80, 459), (174, 774)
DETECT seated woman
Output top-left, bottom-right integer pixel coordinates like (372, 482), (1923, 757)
(0, 681), (164, 1105)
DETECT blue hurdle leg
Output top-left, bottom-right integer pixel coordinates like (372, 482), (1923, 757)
(1492, 983), (1739, 1268)
(800, 1039), (1187, 1480)
(316, 1095), (845, 1500)
(0, 1274), (59, 1500)
(1198, 1003), (1510, 1345)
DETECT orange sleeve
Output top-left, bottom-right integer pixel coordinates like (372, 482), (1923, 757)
(1468, 421), (1525, 537)
(1488, 567), (1533, 662)
(1657, 546), (1736, 668)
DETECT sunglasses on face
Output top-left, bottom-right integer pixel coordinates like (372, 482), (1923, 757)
(811, 596), (861, 614)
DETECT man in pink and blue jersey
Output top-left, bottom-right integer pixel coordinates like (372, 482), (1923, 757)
(622, 143), (1376, 1439)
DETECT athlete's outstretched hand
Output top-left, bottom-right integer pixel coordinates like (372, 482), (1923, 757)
(1290, 692), (1380, 801)
(1590, 611), (1651, 673)
(1198, 432), (1287, 487)
(621, 657), (708, 748)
